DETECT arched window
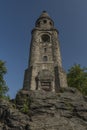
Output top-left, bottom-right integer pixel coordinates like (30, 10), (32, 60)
(43, 56), (48, 61)
(49, 21), (52, 25)
(37, 21), (40, 26)
(43, 20), (47, 24)
(41, 34), (50, 42)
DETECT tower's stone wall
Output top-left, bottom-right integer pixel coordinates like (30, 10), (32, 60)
(23, 11), (68, 91)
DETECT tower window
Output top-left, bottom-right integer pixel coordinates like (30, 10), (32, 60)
(37, 21), (40, 26)
(43, 20), (47, 24)
(44, 48), (47, 52)
(43, 56), (48, 61)
(50, 22), (52, 25)
(41, 34), (50, 42)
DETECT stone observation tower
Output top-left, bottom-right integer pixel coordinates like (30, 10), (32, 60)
(23, 11), (67, 92)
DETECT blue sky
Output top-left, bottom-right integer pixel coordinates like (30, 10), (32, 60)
(0, 0), (87, 98)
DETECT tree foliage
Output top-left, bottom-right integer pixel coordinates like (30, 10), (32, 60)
(0, 60), (9, 98)
(67, 64), (87, 95)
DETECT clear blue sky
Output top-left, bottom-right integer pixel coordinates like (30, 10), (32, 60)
(0, 0), (87, 98)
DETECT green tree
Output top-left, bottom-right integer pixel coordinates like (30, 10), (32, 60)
(67, 64), (87, 95)
(0, 60), (9, 98)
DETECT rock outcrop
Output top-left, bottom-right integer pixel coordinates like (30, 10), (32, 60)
(0, 99), (30, 130)
(16, 88), (87, 130)
(0, 87), (87, 130)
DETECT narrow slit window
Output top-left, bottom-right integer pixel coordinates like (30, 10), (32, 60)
(43, 56), (48, 61)
(44, 48), (47, 52)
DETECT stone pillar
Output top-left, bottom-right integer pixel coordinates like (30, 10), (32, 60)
(52, 80), (55, 92)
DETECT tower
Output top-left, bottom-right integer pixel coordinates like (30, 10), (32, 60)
(23, 11), (67, 92)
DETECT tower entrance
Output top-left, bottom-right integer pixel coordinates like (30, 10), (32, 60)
(41, 81), (51, 91)
(36, 69), (53, 91)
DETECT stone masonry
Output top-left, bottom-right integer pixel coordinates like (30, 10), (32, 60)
(23, 11), (67, 92)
